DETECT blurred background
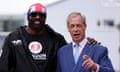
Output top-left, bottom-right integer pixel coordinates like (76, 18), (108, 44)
(0, 0), (120, 72)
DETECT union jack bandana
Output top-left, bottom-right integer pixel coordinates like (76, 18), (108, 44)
(27, 3), (46, 15)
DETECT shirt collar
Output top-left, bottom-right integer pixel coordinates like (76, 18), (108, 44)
(72, 38), (88, 48)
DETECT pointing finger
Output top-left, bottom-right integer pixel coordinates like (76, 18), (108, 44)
(83, 55), (89, 60)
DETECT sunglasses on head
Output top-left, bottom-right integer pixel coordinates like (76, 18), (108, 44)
(30, 12), (46, 17)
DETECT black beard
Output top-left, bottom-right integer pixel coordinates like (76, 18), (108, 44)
(28, 20), (45, 32)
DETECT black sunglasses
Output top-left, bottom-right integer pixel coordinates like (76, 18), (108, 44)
(30, 12), (46, 17)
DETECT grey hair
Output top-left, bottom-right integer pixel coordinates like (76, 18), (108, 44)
(67, 12), (86, 25)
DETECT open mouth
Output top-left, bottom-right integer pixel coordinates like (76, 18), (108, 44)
(73, 33), (80, 37)
(34, 21), (40, 24)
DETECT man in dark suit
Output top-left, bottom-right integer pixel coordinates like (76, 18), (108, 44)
(56, 12), (115, 72)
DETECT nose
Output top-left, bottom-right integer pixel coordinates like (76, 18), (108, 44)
(73, 26), (79, 31)
(35, 14), (41, 19)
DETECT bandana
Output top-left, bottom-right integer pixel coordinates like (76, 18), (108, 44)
(27, 3), (46, 15)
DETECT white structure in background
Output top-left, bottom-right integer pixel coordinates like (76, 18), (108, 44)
(0, 0), (61, 15)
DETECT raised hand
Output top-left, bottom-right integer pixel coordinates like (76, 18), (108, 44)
(82, 55), (98, 71)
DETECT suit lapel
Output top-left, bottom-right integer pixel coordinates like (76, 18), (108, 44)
(65, 43), (76, 72)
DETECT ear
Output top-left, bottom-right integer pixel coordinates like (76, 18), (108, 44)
(67, 26), (70, 32)
(67, 23), (70, 32)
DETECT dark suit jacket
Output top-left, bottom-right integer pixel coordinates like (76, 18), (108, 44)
(56, 43), (115, 72)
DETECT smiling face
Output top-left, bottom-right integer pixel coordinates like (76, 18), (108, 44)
(28, 12), (46, 32)
(67, 12), (86, 43)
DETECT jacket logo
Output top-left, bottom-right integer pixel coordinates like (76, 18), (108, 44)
(11, 40), (22, 45)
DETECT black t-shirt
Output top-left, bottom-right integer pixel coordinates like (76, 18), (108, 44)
(22, 28), (54, 72)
